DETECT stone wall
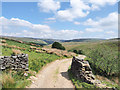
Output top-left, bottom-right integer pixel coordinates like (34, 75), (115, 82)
(0, 54), (28, 71)
(70, 56), (109, 88)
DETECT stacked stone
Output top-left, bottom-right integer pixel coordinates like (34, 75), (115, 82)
(71, 56), (108, 87)
(0, 54), (28, 71)
(71, 56), (96, 84)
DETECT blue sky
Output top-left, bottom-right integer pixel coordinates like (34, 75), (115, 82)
(1, 0), (118, 39)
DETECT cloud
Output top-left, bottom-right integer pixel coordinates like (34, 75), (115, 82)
(0, 17), (52, 38)
(74, 21), (81, 25)
(56, 0), (90, 21)
(37, 0), (60, 13)
(0, 17), (31, 27)
(106, 31), (115, 34)
(105, 31), (117, 39)
(88, 0), (117, 6)
(85, 28), (103, 32)
(44, 17), (56, 23)
(38, 0), (117, 22)
(53, 30), (84, 39)
(84, 18), (98, 26)
(0, 17), (51, 32)
(55, 0), (117, 21)
(46, 17), (56, 20)
(84, 12), (118, 32)
(91, 4), (100, 11)
(1, 17), (84, 39)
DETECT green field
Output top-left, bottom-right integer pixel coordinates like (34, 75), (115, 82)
(1, 39), (63, 88)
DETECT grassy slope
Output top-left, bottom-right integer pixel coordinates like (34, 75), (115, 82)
(1, 39), (63, 88)
(63, 38), (104, 42)
(2, 36), (63, 45)
(64, 40), (119, 75)
(63, 40), (119, 89)
(2, 36), (47, 45)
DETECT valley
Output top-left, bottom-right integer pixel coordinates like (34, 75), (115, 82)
(0, 36), (119, 89)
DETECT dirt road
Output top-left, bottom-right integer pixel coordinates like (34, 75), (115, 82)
(28, 55), (86, 88)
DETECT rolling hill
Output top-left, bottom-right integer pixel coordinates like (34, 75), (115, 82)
(63, 38), (105, 42)
(1, 36), (106, 45)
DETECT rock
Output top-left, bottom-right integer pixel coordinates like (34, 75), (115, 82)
(0, 60), (4, 64)
(24, 72), (28, 77)
(1, 66), (5, 69)
(29, 76), (37, 80)
(0, 56), (4, 59)
(25, 68), (29, 71)
(21, 64), (25, 68)
(17, 54), (22, 58)
(12, 56), (17, 59)
(85, 71), (91, 74)
(4, 56), (8, 58)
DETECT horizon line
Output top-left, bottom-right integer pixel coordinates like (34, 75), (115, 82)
(1, 35), (118, 40)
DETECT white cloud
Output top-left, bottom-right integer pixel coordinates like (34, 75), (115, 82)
(54, 30), (84, 39)
(105, 31), (117, 39)
(37, 0), (117, 22)
(88, 0), (117, 6)
(55, 0), (117, 21)
(85, 28), (103, 32)
(0, 17), (51, 32)
(37, 0), (60, 13)
(44, 17), (56, 23)
(106, 31), (115, 34)
(84, 18), (99, 26)
(56, 0), (90, 21)
(91, 4), (100, 11)
(74, 21), (81, 25)
(71, 0), (90, 10)
(84, 12), (118, 33)
(46, 17), (56, 20)
(1, 17), (84, 39)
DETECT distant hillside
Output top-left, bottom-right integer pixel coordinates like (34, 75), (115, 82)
(1, 36), (107, 45)
(40, 39), (62, 44)
(1, 36), (64, 45)
(1, 36), (48, 45)
(63, 38), (105, 42)
(108, 38), (120, 40)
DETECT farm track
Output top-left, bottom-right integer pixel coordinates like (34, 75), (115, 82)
(28, 55), (86, 88)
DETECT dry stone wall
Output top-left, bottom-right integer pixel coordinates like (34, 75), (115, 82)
(70, 56), (110, 88)
(0, 54), (28, 71)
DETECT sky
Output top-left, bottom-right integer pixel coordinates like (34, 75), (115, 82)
(0, 0), (118, 40)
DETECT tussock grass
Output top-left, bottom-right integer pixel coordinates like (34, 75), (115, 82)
(2, 70), (31, 88)
(12, 49), (22, 55)
(2, 72), (15, 88)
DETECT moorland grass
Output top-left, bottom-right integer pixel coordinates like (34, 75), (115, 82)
(1, 39), (63, 88)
